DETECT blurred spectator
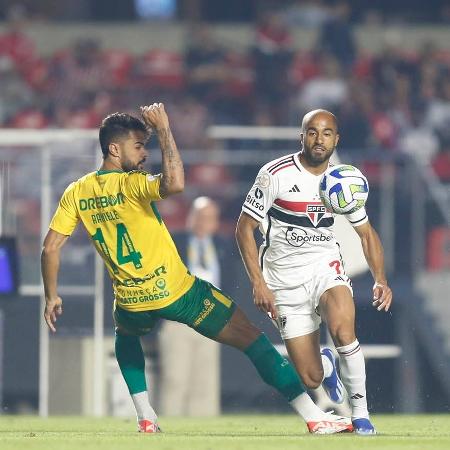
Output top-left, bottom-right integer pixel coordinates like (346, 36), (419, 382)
(389, 73), (413, 133)
(412, 42), (447, 100)
(169, 96), (210, 148)
(317, 1), (356, 69)
(50, 38), (107, 108)
(398, 106), (439, 165)
(103, 48), (134, 89)
(184, 24), (228, 108)
(297, 56), (348, 112)
(372, 45), (414, 95)
(136, 49), (185, 93)
(0, 4), (37, 73)
(252, 10), (293, 123)
(289, 50), (321, 89)
(0, 56), (35, 124)
(219, 50), (255, 124)
(337, 80), (374, 150)
(370, 93), (398, 150)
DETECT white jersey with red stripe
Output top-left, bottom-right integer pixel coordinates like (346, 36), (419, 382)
(242, 152), (368, 289)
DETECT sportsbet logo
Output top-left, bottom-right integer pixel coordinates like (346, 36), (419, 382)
(79, 193), (125, 211)
(285, 227), (331, 247)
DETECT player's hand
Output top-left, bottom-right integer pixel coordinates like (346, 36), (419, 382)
(372, 282), (392, 312)
(253, 280), (278, 319)
(44, 296), (63, 332)
(140, 103), (169, 131)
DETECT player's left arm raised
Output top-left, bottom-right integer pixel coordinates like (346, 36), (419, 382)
(354, 221), (393, 312)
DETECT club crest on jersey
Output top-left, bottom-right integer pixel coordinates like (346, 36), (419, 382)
(306, 204), (326, 226)
(277, 315), (287, 330)
(255, 172), (271, 188)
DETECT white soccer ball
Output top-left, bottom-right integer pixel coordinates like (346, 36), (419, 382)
(319, 164), (369, 214)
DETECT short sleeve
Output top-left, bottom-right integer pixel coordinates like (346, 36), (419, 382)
(49, 182), (80, 236)
(345, 206), (369, 227)
(241, 169), (278, 222)
(127, 172), (162, 202)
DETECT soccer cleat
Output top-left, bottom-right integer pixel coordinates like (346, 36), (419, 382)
(307, 412), (354, 434)
(352, 418), (376, 435)
(138, 419), (162, 433)
(321, 347), (345, 404)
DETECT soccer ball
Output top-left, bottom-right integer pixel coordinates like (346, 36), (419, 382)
(319, 164), (369, 214)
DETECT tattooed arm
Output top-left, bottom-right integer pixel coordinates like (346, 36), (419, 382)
(141, 103), (184, 197)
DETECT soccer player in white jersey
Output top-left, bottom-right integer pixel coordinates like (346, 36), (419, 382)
(236, 109), (393, 435)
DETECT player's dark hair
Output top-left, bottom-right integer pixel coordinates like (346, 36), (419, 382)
(99, 113), (148, 158)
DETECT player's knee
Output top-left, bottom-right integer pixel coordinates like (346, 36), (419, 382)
(329, 325), (355, 347)
(231, 308), (261, 340)
(237, 322), (261, 344)
(217, 308), (261, 349)
(301, 369), (323, 389)
(291, 362), (323, 389)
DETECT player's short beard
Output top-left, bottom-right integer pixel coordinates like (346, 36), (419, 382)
(303, 144), (334, 166)
(121, 157), (140, 172)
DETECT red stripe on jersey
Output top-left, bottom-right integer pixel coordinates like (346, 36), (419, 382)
(274, 199), (324, 212)
(267, 156), (292, 172)
(272, 162), (295, 174)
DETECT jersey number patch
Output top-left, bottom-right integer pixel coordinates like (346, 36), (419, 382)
(329, 260), (342, 274)
(92, 223), (143, 274)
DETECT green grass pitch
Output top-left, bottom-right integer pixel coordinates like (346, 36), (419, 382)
(1, 415), (450, 450)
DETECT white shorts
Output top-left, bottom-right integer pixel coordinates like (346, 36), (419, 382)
(271, 258), (353, 340)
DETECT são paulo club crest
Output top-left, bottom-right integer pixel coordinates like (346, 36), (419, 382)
(306, 203), (327, 226)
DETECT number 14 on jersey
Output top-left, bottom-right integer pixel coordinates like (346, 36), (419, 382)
(92, 223), (143, 274)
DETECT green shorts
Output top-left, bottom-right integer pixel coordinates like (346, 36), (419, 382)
(113, 277), (236, 338)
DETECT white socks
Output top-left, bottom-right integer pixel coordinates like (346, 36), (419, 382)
(336, 339), (369, 419)
(131, 391), (158, 422)
(289, 392), (329, 421)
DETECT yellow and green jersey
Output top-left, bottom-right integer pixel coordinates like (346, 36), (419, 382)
(49, 169), (195, 311)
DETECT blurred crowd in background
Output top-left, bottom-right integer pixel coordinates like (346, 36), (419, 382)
(0, 1), (450, 183)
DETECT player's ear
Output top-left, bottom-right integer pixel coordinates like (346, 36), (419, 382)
(108, 142), (120, 158)
(334, 133), (340, 147)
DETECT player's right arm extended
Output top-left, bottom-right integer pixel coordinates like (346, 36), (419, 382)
(41, 229), (69, 332)
(236, 212), (277, 319)
(141, 103), (184, 197)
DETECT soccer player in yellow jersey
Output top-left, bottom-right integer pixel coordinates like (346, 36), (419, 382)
(41, 103), (353, 434)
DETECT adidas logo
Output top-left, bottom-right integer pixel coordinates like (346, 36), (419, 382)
(350, 393), (365, 400)
(289, 184), (300, 192)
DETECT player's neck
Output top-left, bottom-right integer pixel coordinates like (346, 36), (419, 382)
(99, 158), (124, 172)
